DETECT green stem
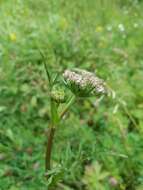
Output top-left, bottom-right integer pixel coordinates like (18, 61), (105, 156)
(45, 100), (58, 174)
(45, 95), (75, 175)
(59, 95), (76, 119)
(45, 125), (55, 172)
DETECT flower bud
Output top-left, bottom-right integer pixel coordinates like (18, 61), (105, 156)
(51, 87), (66, 103)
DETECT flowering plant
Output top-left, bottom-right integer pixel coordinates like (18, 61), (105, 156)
(41, 53), (107, 181)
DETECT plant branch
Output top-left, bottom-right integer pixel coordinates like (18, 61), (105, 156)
(59, 95), (76, 119)
(45, 100), (58, 174)
(45, 126), (55, 172)
(39, 49), (51, 87)
(45, 95), (75, 175)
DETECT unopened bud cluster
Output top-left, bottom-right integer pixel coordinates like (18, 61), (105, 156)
(63, 69), (106, 97)
(51, 87), (66, 103)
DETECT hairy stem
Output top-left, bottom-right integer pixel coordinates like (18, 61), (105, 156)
(45, 126), (55, 172)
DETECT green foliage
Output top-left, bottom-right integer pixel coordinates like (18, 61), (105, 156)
(0, 0), (143, 189)
(82, 161), (110, 190)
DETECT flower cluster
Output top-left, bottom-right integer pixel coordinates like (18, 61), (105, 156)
(51, 86), (66, 103)
(63, 69), (106, 97)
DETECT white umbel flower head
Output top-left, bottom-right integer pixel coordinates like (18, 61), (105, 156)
(63, 69), (106, 97)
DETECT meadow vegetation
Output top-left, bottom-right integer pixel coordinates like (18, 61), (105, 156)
(0, 0), (143, 189)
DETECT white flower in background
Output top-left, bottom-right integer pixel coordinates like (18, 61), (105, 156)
(133, 23), (138, 28)
(49, 14), (60, 25)
(118, 24), (125, 32)
(109, 177), (118, 187)
(63, 69), (106, 97)
(107, 25), (112, 32)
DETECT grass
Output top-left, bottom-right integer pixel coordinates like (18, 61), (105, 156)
(0, 0), (143, 189)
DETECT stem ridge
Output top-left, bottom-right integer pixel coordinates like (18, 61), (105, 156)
(45, 127), (55, 172)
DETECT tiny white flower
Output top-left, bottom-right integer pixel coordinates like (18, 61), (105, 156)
(118, 24), (125, 32)
(109, 177), (118, 187)
(133, 23), (138, 28)
(107, 25), (112, 31)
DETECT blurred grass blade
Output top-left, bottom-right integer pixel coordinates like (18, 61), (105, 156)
(39, 50), (51, 86)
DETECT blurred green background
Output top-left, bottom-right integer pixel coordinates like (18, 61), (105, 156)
(0, 0), (143, 189)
